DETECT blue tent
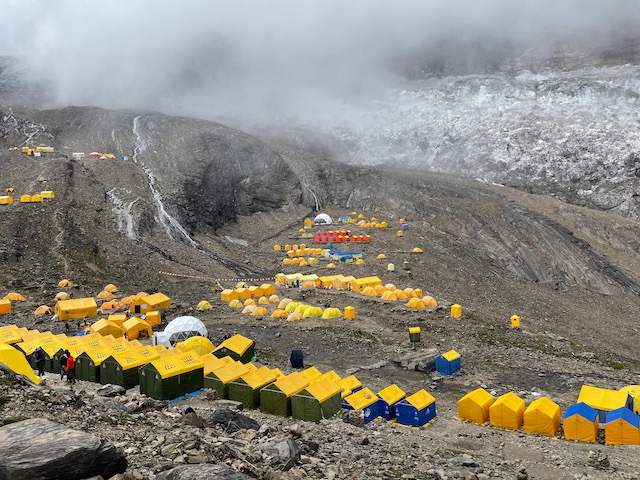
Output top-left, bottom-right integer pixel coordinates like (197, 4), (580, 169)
(395, 390), (437, 427)
(604, 407), (640, 445)
(401, 223), (409, 230)
(435, 350), (461, 376)
(343, 388), (380, 425)
(562, 402), (599, 442)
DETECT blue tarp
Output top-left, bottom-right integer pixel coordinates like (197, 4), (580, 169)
(401, 224), (409, 230)
(74, 331), (90, 336)
(328, 250), (361, 255)
(563, 402), (598, 422)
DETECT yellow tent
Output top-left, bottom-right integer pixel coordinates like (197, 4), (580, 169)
(177, 336), (215, 356)
(0, 343), (40, 384)
(381, 291), (398, 301)
(321, 308), (342, 319)
(422, 296), (438, 307)
(361, 286), (377, 297)
(129, 292), (170, 314)
(294, 304), (309, 315)
(260, 284), (277, 296)
(244, 298), (256, 307)
(271, 309), (289, 318)
(287, 312), (303, 322)
(300, 366), (322, 382)
(523, 397), (561, 436)
(458, 388), (494, 423)
(620, 386), (640, 414)
(412, 247), (423, 253)
(55, 297), (98, 320)
(104, 284), (118, 293)
(303, 306), (323, 318)
(490, 392), (525, 430)
(403, 288), (418, 298)
(221, 289), (239, 302)
(242, 305), (255, 314)
(577, 385), (633, 421)
(250, 306), (269, 316)
(4, 292), (25, 301)
(97, 290), (115, 299)
(278, 298), (292, 309)
(352, 276), (382, 292)
(229, 299), (243, 309)
(563, 403), (599, 442)
(269, 294), (280, 303)
(258, 296), (270, 305)
(405, 298), (426, 309)
(376, 254), (387, 259)
(326, 263), (336, 269)
(90, 319), (123, 338)
(248, 286), (264, 297)
(604, 408), (640, 445)
(337, 375), (362, 398)
(121, 318), (152, 340)
(197, 300), (212, 310)
(373, 285), (387, 294)
(107, 313), (128, 327)
(34, 305), (53, 316)
(55, 292), (71, 301)
(285, 301), (301, 313)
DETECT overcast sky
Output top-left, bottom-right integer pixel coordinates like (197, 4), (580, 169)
(1, 0), (638, 124)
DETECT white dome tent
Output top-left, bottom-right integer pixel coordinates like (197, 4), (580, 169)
(153, 316), (208, 347)
(314, 213), (333, 225)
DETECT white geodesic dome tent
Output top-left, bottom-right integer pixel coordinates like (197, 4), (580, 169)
(153, 316), (208, 347)
(314, 213), (333, 225)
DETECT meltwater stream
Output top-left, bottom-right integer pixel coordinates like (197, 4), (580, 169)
(132, 116), (197, 247)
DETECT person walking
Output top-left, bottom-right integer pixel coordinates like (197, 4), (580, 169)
(65, 350), (76, 384)
(34, 347), (46, 376)
(59, 350), (68, 380)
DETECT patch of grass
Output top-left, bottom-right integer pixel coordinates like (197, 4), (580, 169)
(609, 361), (625, 370)
(2, 415), (29, 424)
(0, 396), (9, 408)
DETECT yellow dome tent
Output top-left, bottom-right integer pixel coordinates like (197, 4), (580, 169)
(361, 286), (377, 297)
(244, 298), (256, 307)
(405, 298), (426, 309)
(384, 283), (396, 290)
(285, 302), (301, 313)
(412, 247), (423, 253)
(397, 230), (404, 237)
(294, 304), (309, 314)
(251, 306), (269, 316)
(287, 312), (303, 322)
(490, 392), (525, 430)
(4, 292), (25, 301)
(271, 309), (289, 318)
(269, 295), (280, 303)
(278, 298), (293, 309)
(374, 285), (387, 294)
(177, 336), (215, 356)
(229, 299), (243, 309)
(55, 292), (71, 301)
(458, 388), (494, 424)
(34, 305), (53, 316)
(321, 308), (342, 319)
(355, 259), (364, 265)
(393, 289), (408, 300)
(104, 284), (118, 293)
(381, 291), (398, 301)
(376, 254), (386, 259)
(326, 263), (336, 269)
(403, 288), (418, 298)
(422, 296), (438, 307)
(523, 397), (561, 436)
(258, 296), (270, 305)
(197, 300), (213, 310)
(242, 305), (255, 314)
(97, 290), (115, 299)
(303, 306), (323, 318)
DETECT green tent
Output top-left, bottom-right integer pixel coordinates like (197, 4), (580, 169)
(211, 334), (255, 363)
(100, 351), (151, 388)
(28, 341), (65, 373)
(228, 366), (278, 409)
(76, 348), (112, 383)
(203, 361), (252, 398)
(291, 378), (343, 423)
(260, 372), (309, 417)
(139, 352), (204, 400)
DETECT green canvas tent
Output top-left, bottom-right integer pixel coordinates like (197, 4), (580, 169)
(203, 361), (252, 398)
(228, 366), (279, 409)
(260, 372), (309, 417)
(139, 351), (204, 400)
(211, 334), (255, 363)
(75, 347), (112, 382)
(291, 378), (343, 423)
(100, 350), (157, 388)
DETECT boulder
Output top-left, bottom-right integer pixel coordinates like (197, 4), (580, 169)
(156, 464), (252, 480)
(0, 418), (126, 480)
(395, 349), (438, 372)
(96, 384), (126, 397)
(262, 438), (300, 471)
(206, 409), (260, 433)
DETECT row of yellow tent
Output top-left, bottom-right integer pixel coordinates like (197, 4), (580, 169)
(227, 297), (356, 321)
(219, 284), (277, 302)
(458, 385), (640, 445)
(52, 293), (170, 320)
(0, 191), (55, 205)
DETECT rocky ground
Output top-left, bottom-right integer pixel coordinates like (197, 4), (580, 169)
(0, 105), (640, 478)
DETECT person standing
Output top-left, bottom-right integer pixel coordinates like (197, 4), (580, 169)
(65, 350), (76, 384)
(59, 350), (68, 380)
(34, 347), (46, 376)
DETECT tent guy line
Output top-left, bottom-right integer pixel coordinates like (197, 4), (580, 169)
(158, 271), (276, 283)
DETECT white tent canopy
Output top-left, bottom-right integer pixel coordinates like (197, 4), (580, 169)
(153, 316), (208, 347)
(314, 213), (333, 225)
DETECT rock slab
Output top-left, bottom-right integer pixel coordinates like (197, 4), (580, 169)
(0, 418), (126, 480)
(156, 464), (251, 480)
